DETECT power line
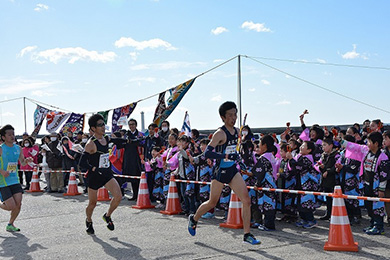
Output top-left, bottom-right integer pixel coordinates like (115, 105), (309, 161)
(245, 55), (390, 115)
(0, 97), (24, 104)
(247, 55), (390, 71)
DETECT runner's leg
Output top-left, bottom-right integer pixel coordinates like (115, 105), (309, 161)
(104, 178), (122, 217)
(9, 193), (22, 225)
(228, 173), (251, 234)
(86, 188), (98, 222)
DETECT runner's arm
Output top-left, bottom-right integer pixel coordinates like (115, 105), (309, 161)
(204, 130), (231, 160)
(78, 140), (97, 172)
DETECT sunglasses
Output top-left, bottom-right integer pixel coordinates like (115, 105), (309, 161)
(96, 123), (105, 127)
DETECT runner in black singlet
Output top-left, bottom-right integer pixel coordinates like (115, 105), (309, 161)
(187, 101), (261, 245)
(79, 114), (126, 235)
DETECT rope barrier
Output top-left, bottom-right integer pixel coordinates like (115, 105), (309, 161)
(24, 168), (390, 203)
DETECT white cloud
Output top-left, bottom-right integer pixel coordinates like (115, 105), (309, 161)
(115, 37), (177, 50)
(0, 78), (59, 95)
(213, 59), (225, 63)
(316, 59), (326, 63)
(210, 95), (222, 102)
(261, 79), (270, 85)
(31, 90), (55, 97)
(128, 77), (156, 83)
(241, 21), (271, 32)
(19, 46), (37, 57)
(211, 27), (228, 35)
(129, 52), (139, 61)
(342, 44), (360, 59)
(34, 4), (49, 12)
(276, 100), (291, 105)
(248, 88), (256, 92)
(130, 61), (206, 71)
(20, 46), (117, 64)
(285, 75), (291, 79)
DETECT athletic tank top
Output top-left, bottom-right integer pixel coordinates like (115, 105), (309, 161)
(0, 143), (20, 187)
(216, 126), (238, 169)
(89, 136), (111, 173)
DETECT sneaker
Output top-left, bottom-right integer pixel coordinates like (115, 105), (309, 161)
(258, 224), (275, 231)
(102, 213), (114, 231)
(243, 233), (261, 245)
(303, 220), (318, 229)
(187, 214), (197, 236)
(363, 226), (374, 232)
(295, 220), (307, 227)
(86, 219), (94, 235)
(201, 212), (215, 219)
(6, 224), (20, 232)
(365, 226), (385, 235)
(250, 222), (261, 228)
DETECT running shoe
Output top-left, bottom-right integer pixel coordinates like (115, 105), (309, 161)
(250, 222), (261, 228)
(363, 226), (374, 232)
(187, 214), (197, 236)
(258, 224), (276, 231)
(201, 212), (215, 219)
(86, 219), (94, 235)
(303, 220), (318, 229)
(103, 213), (114, 231)
(6, 224), (20, 232)
(243, 233), (261, 245)
(365, 226), (385, 235)
(295, 220), (307, 227)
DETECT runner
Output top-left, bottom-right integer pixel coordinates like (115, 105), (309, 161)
(79, 114), (126, 235)
(0, 124), (34, 232)
(187, 101), (261, 245)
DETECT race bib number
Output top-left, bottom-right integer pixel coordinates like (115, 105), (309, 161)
(7, 162), (17, 173)
(224, 145), (236, 162)
(99, 153), (110, 168)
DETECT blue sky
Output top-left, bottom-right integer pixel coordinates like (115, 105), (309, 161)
(1, 0), (389, 135)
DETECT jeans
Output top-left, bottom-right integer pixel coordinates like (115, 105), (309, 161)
(299, 210), (314, 222)
(180, 182), (196, 213)
(364, 184), (384, 230)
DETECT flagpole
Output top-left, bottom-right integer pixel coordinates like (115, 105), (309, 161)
(23, 97), (27, 133)
(237, 55), (242, 128)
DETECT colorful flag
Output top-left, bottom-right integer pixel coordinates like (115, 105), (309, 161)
(153, 78), (196, 127)
(181, 111), (191, 137)
(31, 105), (50, 137)
(98, 110), (110, 124)
(60, 113), (85, 134)
(46, 111), (70, 133)
(153, 92), (166, 122)
(111, 102), (137, 133)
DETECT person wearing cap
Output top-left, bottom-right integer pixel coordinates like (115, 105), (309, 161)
(46, 132), (64, 193)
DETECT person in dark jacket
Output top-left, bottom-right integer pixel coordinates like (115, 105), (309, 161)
(318, 137), (340, 220)
(123, 119), (145, 200)
(61, 136), (76, 187)
(46, 132), (64, 193)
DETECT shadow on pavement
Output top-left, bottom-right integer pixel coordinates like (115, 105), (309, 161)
(0, 233), (47, 259)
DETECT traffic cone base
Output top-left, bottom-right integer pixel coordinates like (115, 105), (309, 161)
(26, 168), (43, 193)
(324, 186), (359, 252)
(64, 168), (81, 196)
(97, 187), (111, 201)
(219, 191), (243, 229)
(160, 174), (182, 215)
(132, 172), (155, 209)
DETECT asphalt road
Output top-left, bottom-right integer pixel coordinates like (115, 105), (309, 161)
(0, 183), (389, 260)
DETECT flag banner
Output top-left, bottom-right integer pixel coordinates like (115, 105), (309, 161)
(98, 110), (110, 124)
(111, 102), (137, 133)
(31, 105), (50, 137)
(153, 92), (166, 122)
(181, 111), (191, 137)
(46, 111), (71, 133)
(60, 113), (85, 134)
(153, 78), (196, 127)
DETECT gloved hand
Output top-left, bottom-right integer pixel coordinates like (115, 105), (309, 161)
(227, 153), (239, 161)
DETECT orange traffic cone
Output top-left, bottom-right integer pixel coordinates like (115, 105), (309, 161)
(132, 172), (155, 209)
(26, 167), (43, 193)
(324, 185), (358, 252)
(97, 187), (111, 201)
(219, 190), (243, 229)
(160, 174), (182, 215)
(64, 167), (81, 196)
